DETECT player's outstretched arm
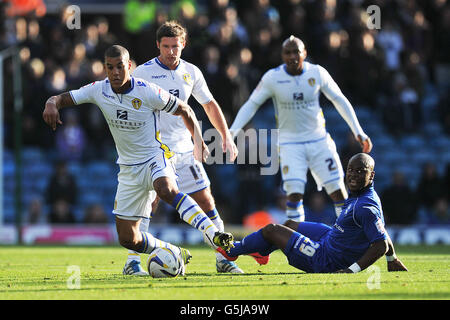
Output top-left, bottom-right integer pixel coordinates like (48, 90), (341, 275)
(202, 99), (238, 162)
(173, 101), (209, 162)
(385, 233), (408, 272)
(43, 92), (75, 130)
(335, 239), (388, 273)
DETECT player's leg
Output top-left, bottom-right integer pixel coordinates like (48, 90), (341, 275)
(222, 224), (292, 260)
(116, 216), (192, 274)
(175, 153), (243, 272)
(280, 143), (308, 222)
(153, 176), (234, 251)
(114, 163), (190, 275)
(189, 187), (244, 273)
(123, 195), (161, 275)
(284, 220), (332, 242)
(308, 135), (347, 218)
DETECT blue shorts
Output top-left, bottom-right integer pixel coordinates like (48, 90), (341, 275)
(285, 222), (335, 273)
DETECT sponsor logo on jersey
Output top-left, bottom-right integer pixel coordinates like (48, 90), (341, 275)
(152, 75), (167, 79)
(183, 73), (192, 85)
(117, 110), (128, 120)
(277, 80), (291, 84)
(293, 92), (304, 101)
(131, 98), (142, 110)
(308, 78), (315, 86)
(136, 80), (146, 87)
(102, 91), (116, 100)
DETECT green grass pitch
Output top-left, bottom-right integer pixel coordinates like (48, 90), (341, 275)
(0, 245), (449, 300)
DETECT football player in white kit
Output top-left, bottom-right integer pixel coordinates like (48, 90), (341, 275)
(230, 36), (373, 223)
(43, 45), (235, 276)
(130, 20), (246, 274)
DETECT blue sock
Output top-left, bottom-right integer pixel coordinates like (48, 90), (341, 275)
(228, 230), (276, 257)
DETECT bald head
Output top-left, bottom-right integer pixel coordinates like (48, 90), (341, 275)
(346, 153), (375, 192)
(348, 153), (375, 171)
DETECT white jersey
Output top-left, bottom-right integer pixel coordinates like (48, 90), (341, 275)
(133, 57), (213, 153)
(233, 61), (366, 144)
(70, 77), (179, 165)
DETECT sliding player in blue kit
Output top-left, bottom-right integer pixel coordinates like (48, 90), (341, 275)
(218, 153), (408, 273)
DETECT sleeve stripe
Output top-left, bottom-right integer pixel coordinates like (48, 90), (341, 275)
(69, 91), (78, 105)
(166, 99), (178, 114)
(161, 96), (174, 111)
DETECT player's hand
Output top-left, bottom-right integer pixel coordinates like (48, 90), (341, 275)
(151, 195), (161, 214)
(223, 133), (238, 162)
(194, 140), (210, 163)
(357, 134), (373, 153)
(43, 96), (62, 130)
(387, 258), (408, 272)
(335, 268), (353, 273)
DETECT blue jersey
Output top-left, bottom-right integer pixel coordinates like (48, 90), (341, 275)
(285, 184), (387, 272)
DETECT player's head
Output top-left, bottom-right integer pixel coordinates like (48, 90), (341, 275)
(104, 45), (132, 91)
(281, 35), (307, 74)
(346, 153), (375, 193)
(156, 20), (187, 68)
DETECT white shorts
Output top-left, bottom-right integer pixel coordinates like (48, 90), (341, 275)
(113, 151), (178, 220)
(279, 134), (345, 195)
(173, 151), (210, 194)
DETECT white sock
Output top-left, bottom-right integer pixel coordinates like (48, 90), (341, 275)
(286, 200), (305, 222)
(172, 192), (219, 245)
(139, 231), (180, 256)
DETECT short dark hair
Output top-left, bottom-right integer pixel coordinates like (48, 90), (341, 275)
(156, 20), (187, 42)
(104, 45), (129, 61)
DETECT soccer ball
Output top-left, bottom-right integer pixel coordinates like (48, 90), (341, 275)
(147, 247), (183, 278)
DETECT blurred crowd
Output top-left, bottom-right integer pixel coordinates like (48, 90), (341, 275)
(1, 0), (449, 226)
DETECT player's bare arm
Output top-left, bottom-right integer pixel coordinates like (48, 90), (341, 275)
(173, 101), (209, 162)
(385, 233), (408, 272)
(202, 99), (238, 161)
(336, 239), (388, 273)
(43, 92), (75, 130)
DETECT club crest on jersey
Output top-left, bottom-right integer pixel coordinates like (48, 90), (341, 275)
(131, 98), (142, 110)
(183, 73), (192, 85)
(308, 78), (315, 86)
(282, 165), (289, 174)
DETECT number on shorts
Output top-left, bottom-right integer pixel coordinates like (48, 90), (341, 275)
(189, 165), (199, 180)
(326, 158), (336, 171)
(298, 236), (320, 257)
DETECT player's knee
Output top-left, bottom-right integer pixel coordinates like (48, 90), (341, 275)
(284, 219), (300, 231)
(262, 223), (279, 239)
(193, 192), (215, 212)
(154, 178), (178, 203)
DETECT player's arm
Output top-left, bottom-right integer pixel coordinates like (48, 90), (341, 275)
(202, 98), (238, 161)
(385, 232), (408, 272)
(229, 74), (272, 139)
(318, 66), (372, 153)
(43, 92), (75, 130)
(173, 100), (209, 162)
(336, 239), (388, 273)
